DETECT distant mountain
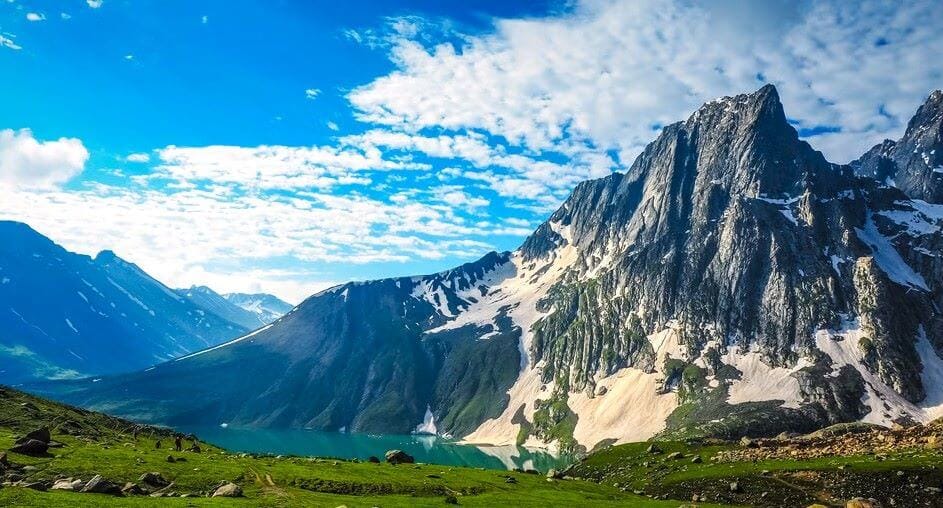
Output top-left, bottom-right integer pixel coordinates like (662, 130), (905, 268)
(224, 292), (293, 325)
(176, 286), (270, 330)
(46, 86), (943, 453)
(0, 222), (250, 383)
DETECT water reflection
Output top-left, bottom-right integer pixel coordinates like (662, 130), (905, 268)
(179, 425), (570, 472)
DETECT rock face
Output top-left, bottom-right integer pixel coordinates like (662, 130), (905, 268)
(51, 86), (943, 452)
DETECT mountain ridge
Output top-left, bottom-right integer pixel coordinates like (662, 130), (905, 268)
(0, 222), (253, 383)
(41, 85), (943, 453)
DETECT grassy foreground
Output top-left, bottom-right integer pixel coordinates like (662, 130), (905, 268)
(0, 386), (715, 507)
(4, 386), (942, 507)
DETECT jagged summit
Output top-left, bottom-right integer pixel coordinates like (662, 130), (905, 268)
(855, 89), (943, 203)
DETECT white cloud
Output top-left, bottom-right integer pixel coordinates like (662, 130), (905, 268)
(61, 12), (71, 20)
(153, 142), (425, 189)
(349, 0), (943, 164)
(326, 121), (339, 131)
(26, 12), (45, 21)
(86, 0), (103, 8)
(124, 54), (134, 60)
(0, 182), (505, 302)
(0, 129), (89, 189)
(201, 15), (208, 24)
(126, 152), (150, 163)
(0, 34), (22, 51)
(305, 88), (321, 100)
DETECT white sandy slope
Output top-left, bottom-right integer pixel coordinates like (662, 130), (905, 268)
(815, 318), (943, 425)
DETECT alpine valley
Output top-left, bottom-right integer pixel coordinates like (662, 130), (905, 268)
(42, 85), (943, 455)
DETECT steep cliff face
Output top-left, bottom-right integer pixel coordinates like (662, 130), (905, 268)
(49, 86), (943, 453)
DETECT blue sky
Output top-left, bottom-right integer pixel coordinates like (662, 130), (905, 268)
(1, 0), (941, 302)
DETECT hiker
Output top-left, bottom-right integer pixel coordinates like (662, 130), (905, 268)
(155, 439), (161, 449)
(174, 435), (182, 452)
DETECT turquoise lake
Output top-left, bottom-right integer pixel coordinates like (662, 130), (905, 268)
(179, 426), (571, 472)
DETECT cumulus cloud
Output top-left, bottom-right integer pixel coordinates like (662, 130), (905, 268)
(0, 129), (89, 189)
(153, 142), (425, 189)
(126, 152), (150, 163)
(86, 0), (103, 8)
(0, 184), (501, 302)
(305, 88), (321, 100)
(349, 0), (943, 163)
(26, 12), (45, 22)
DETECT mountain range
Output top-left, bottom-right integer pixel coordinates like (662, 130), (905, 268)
(0, 222), (290, 384)
(38, 85), (943, 454)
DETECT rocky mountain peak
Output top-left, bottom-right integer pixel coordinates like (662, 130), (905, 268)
(854, 89), (943, 203)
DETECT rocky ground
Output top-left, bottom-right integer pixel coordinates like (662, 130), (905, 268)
(716, 420), (943, 462)
(566, 421), (943, 507)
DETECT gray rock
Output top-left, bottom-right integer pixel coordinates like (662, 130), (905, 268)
(384, 449), (415, 465)
(138, 472), (170, 488)
(9, 439), (48, 456)
(211, 482), (243, 497)
(80, 475), (123, 495)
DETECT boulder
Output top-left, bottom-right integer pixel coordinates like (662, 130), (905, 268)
(646, 444), (662, 454)
(18, 480), (50, 491)
(666, 452), (683, 459)
(211, 482), (243, 497)
(22, 427), (51, 444)
(122, 482), (148, 496)
(138, 472), (170, 488)
(384, 450), (415, 465)
(80, 474), (123, 495)
(9, 439), (48, 456)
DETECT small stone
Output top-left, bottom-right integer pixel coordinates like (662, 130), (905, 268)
(666, 451), (683, 459)
(646, 444), (662, 454)
(729, 481), (741, 493)
(691, 455), (702, 463)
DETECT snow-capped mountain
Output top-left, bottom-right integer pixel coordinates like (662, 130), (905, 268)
(48, 85), (943, 453)
(0, 222), (251, 383)
(176, 286), (272, 331)
(223, 292), (293, 325)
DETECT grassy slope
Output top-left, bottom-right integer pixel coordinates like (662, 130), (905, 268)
(567, 440), (943, 506)
(0, 387), (716, 507)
